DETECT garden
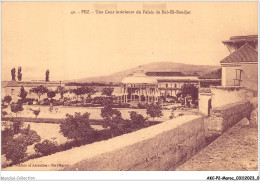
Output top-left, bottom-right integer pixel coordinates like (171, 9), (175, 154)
(1, 84), (199, 168)
(1, 96), (164, 168)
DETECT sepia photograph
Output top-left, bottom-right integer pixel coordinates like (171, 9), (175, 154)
(1, 0), (258, 179)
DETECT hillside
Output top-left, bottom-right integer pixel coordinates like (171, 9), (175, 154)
(65, 62), (220, 84)
(199, 68), (222, 79)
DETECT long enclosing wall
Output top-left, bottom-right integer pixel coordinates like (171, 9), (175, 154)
(4, 100), (254, 171)
(4, 115), (205, 171)
(205, 101), (253, 137)
(211, 87), (254, 108)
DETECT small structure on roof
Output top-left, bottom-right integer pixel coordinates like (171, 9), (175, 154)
(220, 41), (258, 91)
(222, 35), (258, 53)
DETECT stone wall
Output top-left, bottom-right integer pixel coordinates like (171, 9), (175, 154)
(205, 101), (253, 137)
(211, 86), (254, 108)
(4, 115), (205, 171)
(198, 92), (212, 116)
(250, 97), (258, 127)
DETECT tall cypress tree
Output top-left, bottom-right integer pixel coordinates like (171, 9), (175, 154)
(17, 66), (22, 81)
(45, 69), (50, 82)
(11, 68), (16, 81)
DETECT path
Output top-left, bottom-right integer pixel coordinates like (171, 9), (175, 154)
(175, 118), (258, 171)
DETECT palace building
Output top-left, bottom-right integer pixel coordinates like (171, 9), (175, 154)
(120, 70), (159, 104)
(119, 70), (200, 104)
(145, 71), (199, 97)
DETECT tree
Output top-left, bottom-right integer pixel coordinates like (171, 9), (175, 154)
(101, 104), (125, 137)
(3, 95), (12, 105)
(11, 103), (23, 117)
(59, 112), (94, 141)
(1, 109), (8, 118)
(83, 86), (97, 98)
(71, 86), (97, 100)
(18, 86), (28, 103)
(30, 108), (40, 118)
(10, 103), (24, 134)
(129, 111), (146, 125)
(146, 103), (163, 121)
(178, 83), (198, 106)
(2, 125), (40, 156)
(102, 87), (114, 97)
(125, 111), (147, 132)
(47, 91), (56, 101)
(70, 87), (84, 99)
(101, 104), (122, 122)
(30, 85), (49, 101)
(11, 68), (16, 81)
(12, 120), (24, 135)
(45, 69), (50, 82)
(2, 122), (42, 165)
(17, 66), (22, 81)
(1, 99), (9, 118)
(56, 86), (68, 100)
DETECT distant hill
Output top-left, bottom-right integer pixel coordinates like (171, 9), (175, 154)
(199, 68), (222, 79)
(65, 62), (220, 84)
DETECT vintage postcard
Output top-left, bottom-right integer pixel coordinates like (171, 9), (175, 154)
(1, 1), (258, 180)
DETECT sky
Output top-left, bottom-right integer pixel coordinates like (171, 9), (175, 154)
(2, 1), (258, 81)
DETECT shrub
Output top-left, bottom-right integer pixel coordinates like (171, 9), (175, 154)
(129, 111), (146, 125)
(93, 96), (114, 105)
(146, 103), (163, 121)
(10, 103), (23, 117)
(102, 87), (114, 97)
(124, 111), (148, 133)
(85, 98), (93, 103)
(60, 112), (95, 141)
(40, 98), (51, 105)
(137, 103), (146, 109)
(19, 126), (41, 146)
(34, 139), (58, 156)
(18, 86), (28, 103)
(101, 104), (121, 121)
(12, 120), (23, 134)
(1, 128), (14, 154)
(15, 132), (41, 146)
(24, 98), (35, 105)
(4, 139), (27, 164)
(95, 129), (112, 141)
(111, 103), (130, 108)
(47, 91), (56, 101)
(3, 95), (12, 105)
(52, 99), (64, 106)
(2, 110), (8, 117)
(169, 115), (174, 119)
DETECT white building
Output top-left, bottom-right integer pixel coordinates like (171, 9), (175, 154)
(120, 70), (199, 104)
